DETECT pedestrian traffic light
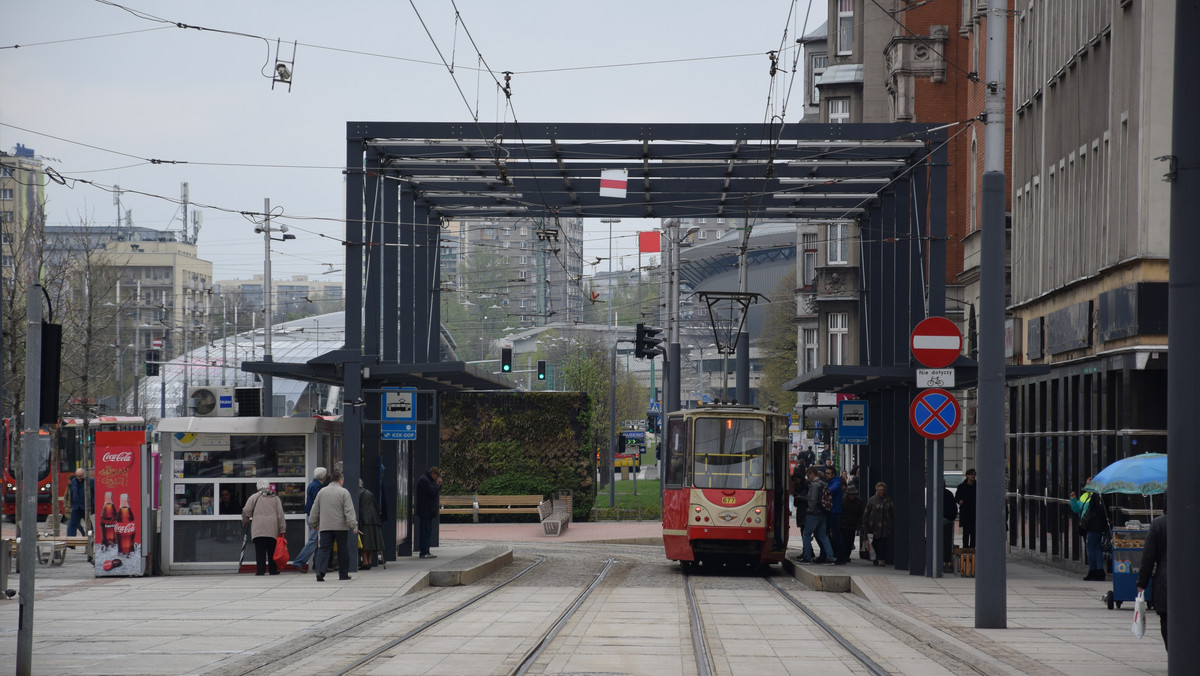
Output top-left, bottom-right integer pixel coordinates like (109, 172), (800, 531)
(634, 323), (664, 359)
(537, 360), (546, 380)
(501, 347), (512, 373)
(146, 350), (161, 376)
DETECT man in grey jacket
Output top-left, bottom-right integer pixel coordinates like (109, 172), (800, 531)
(310, 469), (358, 582)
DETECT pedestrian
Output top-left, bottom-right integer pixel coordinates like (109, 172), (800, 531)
(358, 478), (384, 570)
(65, 467), (91, 539)
(956, 468), (977, 548)
(415, 466), (442, 559)
(824, 467), (847, 564)
(943, 486), (958, 572)
(791, 462), (808, 529)
(798, 446), (816, 468)
(798, 467), (833, 564)
(862, 481), (895, 566)
(847, 464), (860, 493)
(241, 479), (286, 576)
(290, 466), (327, 572)
(840, 483), (863, 559)
(1136, 497), (1167, 651)
(310, 469), (358, 582)
(1070, 477), (1109, 581)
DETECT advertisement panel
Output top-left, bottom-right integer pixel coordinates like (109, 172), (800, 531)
(93, 431), (146, 576)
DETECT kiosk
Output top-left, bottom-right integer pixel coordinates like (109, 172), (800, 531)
(157, 417), (342, 574)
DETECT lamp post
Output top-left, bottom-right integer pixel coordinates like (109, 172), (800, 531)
(255, 198), (295, 417)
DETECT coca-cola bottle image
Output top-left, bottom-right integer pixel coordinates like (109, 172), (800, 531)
(100, 492), (117, 547)
(116, 493), (136, 555)
(102, 558), (123, 572)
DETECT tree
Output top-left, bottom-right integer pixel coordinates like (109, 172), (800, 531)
(757, 267), (799, 412)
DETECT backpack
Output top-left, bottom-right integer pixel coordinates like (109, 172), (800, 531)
(820, 483), (833, 513)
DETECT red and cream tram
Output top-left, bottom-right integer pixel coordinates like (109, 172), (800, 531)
(661, 405), (790, 568)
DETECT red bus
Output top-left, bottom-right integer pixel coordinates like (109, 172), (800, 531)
(2, 416), (146, 521)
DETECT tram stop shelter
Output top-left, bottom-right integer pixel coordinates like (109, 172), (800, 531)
(244, 120), (950, 566)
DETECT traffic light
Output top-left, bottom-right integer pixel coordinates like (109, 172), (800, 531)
(501, 347), (512, 373)
(146, 350), (161, 376)
(537, 360), (547, 380)
(634, 323), (664, 359)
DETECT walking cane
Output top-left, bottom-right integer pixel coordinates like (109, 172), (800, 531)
(237, 524), (249, 573)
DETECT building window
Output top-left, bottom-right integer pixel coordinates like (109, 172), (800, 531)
(0, 188), (13, 201)
(827, 222), (849, 264)
(717, 218), (726, 224)
(698, 230), (707, 240)
(837, 0), (854, 55)
(828, 97), (850, 124)
(802, 233), (817, 287)
(828, 313), (849, 365)
(810, 54), (828, 104)
(698, 218), (707, 224)
(518, 270), (528, 280)
(0, 211), (12, 224)
(803, 329), (818, 372)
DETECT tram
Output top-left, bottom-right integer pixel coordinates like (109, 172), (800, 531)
(661, 405), (790, 568)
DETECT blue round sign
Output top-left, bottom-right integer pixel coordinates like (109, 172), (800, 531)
(909, 388), (960, 440)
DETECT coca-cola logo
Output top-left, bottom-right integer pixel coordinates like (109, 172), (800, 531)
(102, 451), (134, 463)
(114, 522), (136, 534)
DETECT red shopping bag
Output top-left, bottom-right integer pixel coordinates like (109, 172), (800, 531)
(273, 536), (289, 569)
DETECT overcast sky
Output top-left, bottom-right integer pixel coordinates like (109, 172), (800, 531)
(1, 1), (826, 283)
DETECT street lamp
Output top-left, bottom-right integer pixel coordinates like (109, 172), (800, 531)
(254, 198), (295, 417)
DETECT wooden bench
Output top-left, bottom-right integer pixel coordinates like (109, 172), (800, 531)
(439, 495), (477, 518)
(440, 495), (544, 523)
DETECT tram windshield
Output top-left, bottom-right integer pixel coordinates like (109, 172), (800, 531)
(692, 417), (765, 490)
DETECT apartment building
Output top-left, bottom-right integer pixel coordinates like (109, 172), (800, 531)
(445, 216), (584, 326)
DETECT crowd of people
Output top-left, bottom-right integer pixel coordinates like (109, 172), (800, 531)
(788, 457), (981, 570)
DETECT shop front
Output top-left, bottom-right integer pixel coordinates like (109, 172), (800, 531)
(157, 417), (342, 574)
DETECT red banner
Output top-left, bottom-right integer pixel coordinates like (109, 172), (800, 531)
(94, 431), (145, 576)
(638, 231), (660, 253)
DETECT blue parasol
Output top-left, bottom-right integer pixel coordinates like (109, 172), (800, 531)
(1083, 453), (1167, 496)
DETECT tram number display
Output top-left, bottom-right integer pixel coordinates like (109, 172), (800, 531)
(721, 497), (736, 505)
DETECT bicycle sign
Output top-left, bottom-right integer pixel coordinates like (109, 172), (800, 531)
(909, 388), (960, 440)
(916, 368), (955, 389)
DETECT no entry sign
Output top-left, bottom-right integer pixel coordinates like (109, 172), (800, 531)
(909, 388), (960, 440)
(910, 317), (962, 369)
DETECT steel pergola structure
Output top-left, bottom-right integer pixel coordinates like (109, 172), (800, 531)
(245, 120), (948, 565)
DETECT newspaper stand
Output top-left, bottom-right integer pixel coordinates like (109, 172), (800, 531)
(1104, 522), (1153, 610)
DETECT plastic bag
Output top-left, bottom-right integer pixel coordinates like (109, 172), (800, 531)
(1132, 591), (1147, 639)
(273, 535), (289, 569)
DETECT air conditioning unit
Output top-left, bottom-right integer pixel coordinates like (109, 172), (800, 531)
(188, 386), (237, 417)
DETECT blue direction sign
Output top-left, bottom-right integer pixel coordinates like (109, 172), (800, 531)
(909, 388), (960, 440)
(382, 387), (418, 440)
(838, 400), (869, 445)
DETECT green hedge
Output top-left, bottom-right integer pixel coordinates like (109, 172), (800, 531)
(439, 391), (596, 520)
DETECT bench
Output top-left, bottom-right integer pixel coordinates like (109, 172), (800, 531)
(36, 536), (92, 566)
(539, 498), (571, 537)
(440, 495), (543, 523)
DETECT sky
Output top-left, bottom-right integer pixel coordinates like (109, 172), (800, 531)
(1, 0), (826, 284)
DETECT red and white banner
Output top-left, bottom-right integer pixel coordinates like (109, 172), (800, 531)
(94, 431), (146, 576)
(638, 231), (660, 253)
(599, 169), (627, 198)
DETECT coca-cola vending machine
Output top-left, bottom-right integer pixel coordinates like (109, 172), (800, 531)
(94, 430), (146, 576)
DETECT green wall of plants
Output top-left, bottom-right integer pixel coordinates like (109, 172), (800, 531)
(439, 391), (596, 520)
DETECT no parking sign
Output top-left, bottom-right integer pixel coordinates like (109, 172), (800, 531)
(909, 388), (960, 440)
